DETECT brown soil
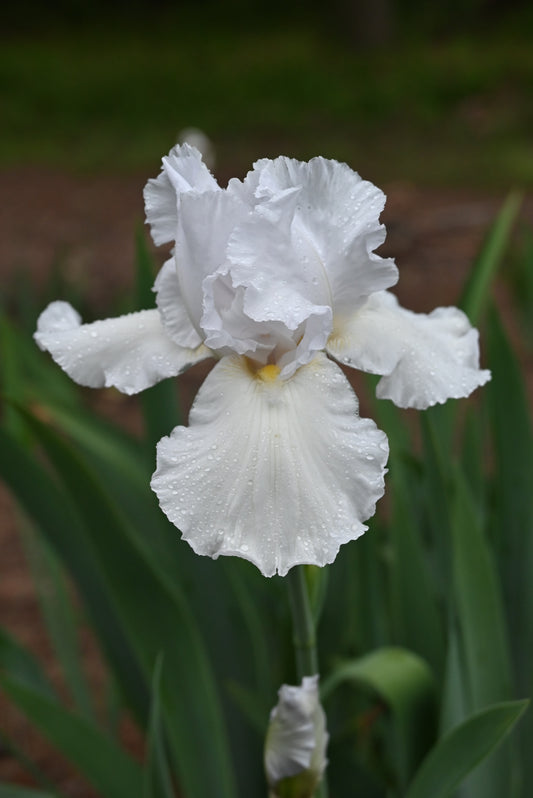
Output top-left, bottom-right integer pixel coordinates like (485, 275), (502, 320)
(0, 165), (532, 796)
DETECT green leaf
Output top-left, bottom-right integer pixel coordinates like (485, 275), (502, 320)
(459, 192), (522, 326)
(486, 305), (533, 692)
(365, 373), (413, 455)
(451, 472), (512, 710)
(19, 520), (94, 720)
(486, 305), (533, 794)
(450, 470), (514, 796)
(143, 656), (175, 798)
(387, 454), (445, 680)
(322, 525), (389, 658)
(0, 314), (78, 419)
(225, 681), (270, 736)
(15, 407), (237, 798)
(220, 559), (276, 693)
(0, 425), (149, 723)
(322, 647), (437, 789)
(405, 700), (529, 798)
(0, 674), (143, 798)
(439, 616), (468, 736)
(0, 729), (65, 796)
(419, 410), (453, 593)
(0, 628), (55, 699)
(37, 401), (170, 550)
(460, 406), (487, 508)
(42, 402), (147, 484)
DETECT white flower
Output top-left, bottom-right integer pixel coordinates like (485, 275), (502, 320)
(264, 675), (328, 798)
(35, 145), (490, 577)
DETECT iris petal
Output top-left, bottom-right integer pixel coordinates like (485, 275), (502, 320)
(151, 352), (388, 577)
(265, 675), (328, 787)
(153, 258), (203, 348)
(247, 156), (399, 314)
(176, 189), (248, 332)
(35, 301), (210, 395)
(327, 291), (491, 409)
(144, 143), (219, 246)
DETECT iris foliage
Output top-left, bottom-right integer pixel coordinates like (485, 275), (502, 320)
(0, 194), (531, 797)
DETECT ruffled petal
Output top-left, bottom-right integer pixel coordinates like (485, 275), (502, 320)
(143, 143), (219, 246)
(227, 212), (330, 326)
(176, 189), (248, 332)
(153, 258), (203, 348)
(248, 156), (399, 315)
(151, 353), (388, 577)
(35, 301), (210, 395)
(206, 206), (332, 375)
(201, 268), (285, 361)
(265, 675), (328, 789)
(202, 260), (332, 378)
(327, 291), (491, 409)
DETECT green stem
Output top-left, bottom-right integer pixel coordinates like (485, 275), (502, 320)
(287, 565), (318, 678)
(286, 565), (328, 798)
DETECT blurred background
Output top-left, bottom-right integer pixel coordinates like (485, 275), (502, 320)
(1, 0), (533, 317)
(2, 0), (533, 308)
(2, 0), (533, 182)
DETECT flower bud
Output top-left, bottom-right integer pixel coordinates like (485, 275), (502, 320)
(264, 675), (328, 798)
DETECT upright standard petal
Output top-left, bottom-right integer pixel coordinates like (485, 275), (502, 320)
(175, 189), (248, 332)
(327, 291), (491, 409)
(151, 353), (388, 577)
(35, 301), (210, 395)
(248, 156), (399, 316)
(143, 143), (219, 246)
(202, 208), (333, 376)
(153, 258), (203, 348)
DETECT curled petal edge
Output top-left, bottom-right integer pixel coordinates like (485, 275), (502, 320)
(328, 291), (491, 410)
(35, 301), (210, 395)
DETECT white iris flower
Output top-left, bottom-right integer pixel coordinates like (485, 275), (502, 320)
(264, 675), (328, 798)
(35, 145), (490, 577)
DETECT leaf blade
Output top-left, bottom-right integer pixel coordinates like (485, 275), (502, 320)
(406, 700), (528, 798)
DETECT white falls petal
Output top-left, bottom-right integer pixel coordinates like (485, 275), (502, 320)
(35, 301), (210, 395)
(143, 143), (219, 246)
(151, 353), (389, 577)
(153, 258), (203, 348)
(327, 291), (491, 409)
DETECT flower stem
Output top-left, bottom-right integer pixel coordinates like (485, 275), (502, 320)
(286, 565), (328, 798)
(287, 565), (318, 678)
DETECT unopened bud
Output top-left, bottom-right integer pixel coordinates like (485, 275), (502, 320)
(264, 675), (328, 798)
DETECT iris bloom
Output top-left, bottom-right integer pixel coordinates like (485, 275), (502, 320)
(264, 675), (328, 798)
(35, 145), (490, 577)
